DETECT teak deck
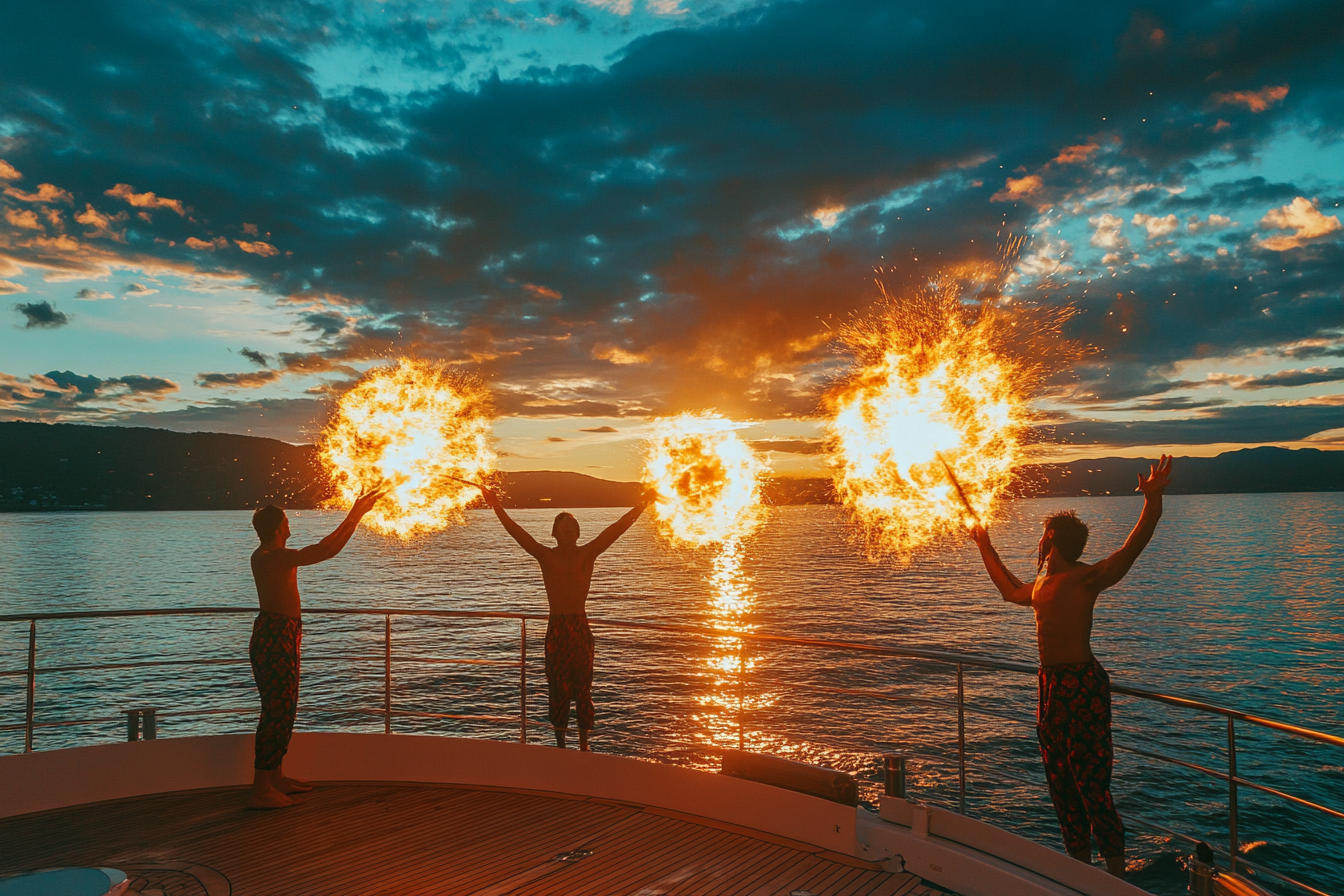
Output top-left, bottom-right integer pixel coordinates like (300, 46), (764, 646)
(1, 783), (946, 896)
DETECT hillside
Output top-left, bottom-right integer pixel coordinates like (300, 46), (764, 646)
(3, 422), (1342, 511)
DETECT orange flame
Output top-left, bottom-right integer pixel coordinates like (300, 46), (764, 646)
(641, 412), (765, 548)
(825, 278), (1075, 558)
(319, 358), (495, 537)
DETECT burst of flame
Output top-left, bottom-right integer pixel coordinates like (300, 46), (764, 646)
(641, 412), (766, 548)
(319, 358), (495, 538)
(825, 277), (1077, 558)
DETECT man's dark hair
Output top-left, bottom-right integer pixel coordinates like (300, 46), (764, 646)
(1044, 510), (1089, 562)
(253, 504), (286, 542)
(551, 511), (578, 538)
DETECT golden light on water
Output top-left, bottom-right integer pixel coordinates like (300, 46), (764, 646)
(319, 358), (496, 538)
(640, 412), (766, 548)
(825, 278), (1076, 558)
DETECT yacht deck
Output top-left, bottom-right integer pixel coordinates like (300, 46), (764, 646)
(1, 782), (942, 896)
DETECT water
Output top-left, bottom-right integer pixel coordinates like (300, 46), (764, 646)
(1, 495), (1341, 896)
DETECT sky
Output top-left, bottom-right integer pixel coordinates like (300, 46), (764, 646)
(2, 0), (1343, 480)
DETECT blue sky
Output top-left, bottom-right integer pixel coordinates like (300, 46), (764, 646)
(3, 0), (1344, 479)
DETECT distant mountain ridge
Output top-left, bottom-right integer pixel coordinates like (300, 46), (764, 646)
(2, 422), (1342, 512)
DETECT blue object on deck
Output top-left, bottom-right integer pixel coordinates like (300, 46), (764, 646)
(0, 868), (127, 895)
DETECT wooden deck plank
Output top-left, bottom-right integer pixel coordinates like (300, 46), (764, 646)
(0, 782), (928, 896)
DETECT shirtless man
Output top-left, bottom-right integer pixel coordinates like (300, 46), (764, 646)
(970, 455), (1172, 877)
(479, 486), (653, 751)
(247, 489), (384, 808)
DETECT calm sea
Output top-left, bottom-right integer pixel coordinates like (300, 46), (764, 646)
(1, 495), (1341, 896)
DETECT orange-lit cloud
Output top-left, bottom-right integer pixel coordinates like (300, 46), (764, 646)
(186, 236), (228, 250)
(1053, 143), (1099, 165)
(0, 280), (26, 294)
(991, 174), (1043, 202)
(74, 205), (129, 242)
(1213, 84), (1288, 113)
(4, 208), (43, 231)
(812, 203), (845, 229)
(593, 345), (648, 365)
(5, 183), (73, 204)
(104, 183), (187, 216)
(1257, 197), (1341, 251)
(235, 239), (278, 256)
(196, 370), (284, 388)
(0, 161), (19, 180)
(523, 282), (562, 300)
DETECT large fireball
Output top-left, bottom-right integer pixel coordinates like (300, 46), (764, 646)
(320, 358), (495, 538)
(825, 279), (1074, 558)
(641, 413), (766, 548)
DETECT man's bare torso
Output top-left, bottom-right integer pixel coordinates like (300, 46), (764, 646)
(251, 548), (302, 618)
(1031, 563), (1100, 666)
(535, 544), (598, 615)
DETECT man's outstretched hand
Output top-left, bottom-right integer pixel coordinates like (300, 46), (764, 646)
(1136, 455), (1174, 496)
(969, 523), (990, 546)
(637, 486), (659, 508)
(477, 485), (504, 509)
(351, 487), (388, 517)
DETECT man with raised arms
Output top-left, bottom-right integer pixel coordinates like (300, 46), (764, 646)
(969, 456), (1173, 877)
(247, 489), (385, 809)
(478, 486), (653, 751)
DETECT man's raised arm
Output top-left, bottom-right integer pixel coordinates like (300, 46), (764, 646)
(971, 525), (1033, 606)
(294, 488), (386, 566)
(587, 491), (654, 556)
(479, 486), (546, 558)
(1087, 455), (1173, 592)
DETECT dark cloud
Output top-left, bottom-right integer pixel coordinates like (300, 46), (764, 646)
(112, 375), (178, 394)
(15, 301), (69, 329)
(197, 370), (284, 388)
(1038, 403), (1344, 446)
(1227, 367), (1344, 390)
(546, 436), (566, 442)
(238, 346), (272, 367)
(747, 438), (825, 455)
(579, 426), (618, 433)
(44, 370), (102, 394)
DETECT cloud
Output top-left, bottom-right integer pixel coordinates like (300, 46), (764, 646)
(4, 183), (73, 204)
(991, 175), (1043, 203)
(196, 370), (284, 388)
(1039, 403), (1344, 447)
(1132, 213), (1179, 241)
(1256, 197), (1341, 251)
(747, 438), (824, 455)
(104, 183), (186, 216)
(523, 283), (562, 300)
(239, 346), (272, 367)
(0, 161), (19, 180)
(1088, 213), (1131, 264)
(186, 236), (228, 250)
(123, 282), (160, 296)
(111, 374), (178, 394)
(73, 204), (128, 242)
(1053, 143), (1099, 165)
(74, 288), (114, 300)
(579, 425), (619, 433)
(14, 300), (69, 329)
(1210, 367), (1344, 390)
(546, 436), (567, 442)
(1187, 214), (1233, 233)
(5, 208), (43, 230)
(812, 204), (845, 229)
(1213, 85), (1289, 113)
(235, 240), (279, 257)
(0, 280), (27, 295)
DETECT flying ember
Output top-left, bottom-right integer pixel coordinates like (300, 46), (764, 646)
(825, 278), (1076, 559)
(320, 358), (496, 538)
(641, 413), (766, 548)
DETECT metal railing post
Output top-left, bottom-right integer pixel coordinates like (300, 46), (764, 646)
(956, 662), (966, 814)
(24, 620), (36, 753)
(383, 614), (392, 735)
(1228, 718), (1238, 872)
(519, 619), (527, 743)
(737, 643), (746, 752)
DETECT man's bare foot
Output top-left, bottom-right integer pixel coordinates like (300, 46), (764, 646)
(578, 729), (590, 752)
(276, 775), (313, 794)
(246, 790), (302, 810)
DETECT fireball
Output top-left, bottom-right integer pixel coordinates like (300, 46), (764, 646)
(320, 358), (495, 538)
(825, 279), (1074, 558)
(641, 412), (766, 548)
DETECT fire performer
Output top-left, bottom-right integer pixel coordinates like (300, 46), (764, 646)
(246, 488), (386, 809)
(478, 485), (654, 751)
(968, 455), (1173, 877)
